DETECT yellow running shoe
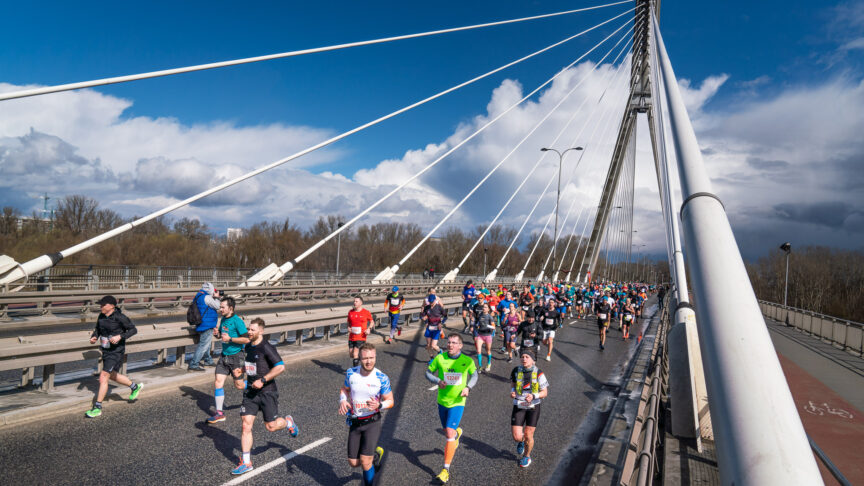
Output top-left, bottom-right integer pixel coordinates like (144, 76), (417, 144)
(435, 468), (450, 484)
(455, 427), (463, 448)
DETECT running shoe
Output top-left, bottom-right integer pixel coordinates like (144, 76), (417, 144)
(519, 456), (532, 468)
(374, 446), (384, 468)
(207, 411), (226, 424)
(507, 357), (513, 363)
(455, 427), (463, 449)
(231, 461), (254, 475)
(397, 327), (402, 336)
(545, 355), (551, 362)
(84, 407), (102, 418)
(516, 440), (525, 455)
(202, 360), (216, 367)
(285, 415), (299, 437)
(128, 383), (143, 401)
(385, 338), (392, 344)
(499, 346), (506, 353)
(600, 343), (605, 350)
(188, 365), (206, 372)
(435, 468), (450, 483)
(485, 363), (491, 372)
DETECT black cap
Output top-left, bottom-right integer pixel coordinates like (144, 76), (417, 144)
(97, 295), (117, 306)
(525, 309), (535, 318)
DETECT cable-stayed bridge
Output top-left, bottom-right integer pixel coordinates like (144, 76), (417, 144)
(0, 1), (860, 484)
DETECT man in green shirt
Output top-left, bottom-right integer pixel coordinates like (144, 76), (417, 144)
(425, 334), (478, 484)
(206, 297), (250, 424)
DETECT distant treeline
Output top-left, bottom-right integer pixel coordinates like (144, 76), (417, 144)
(746, 246), (864, 323)
(1, 195), (612, 278)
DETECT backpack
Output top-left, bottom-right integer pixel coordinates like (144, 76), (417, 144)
(186, 292), (203, 326)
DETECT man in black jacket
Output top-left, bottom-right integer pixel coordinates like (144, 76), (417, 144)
(85, 295), (143, 418)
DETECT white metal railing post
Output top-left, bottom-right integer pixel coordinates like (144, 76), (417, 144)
(652, 14), (823, 485)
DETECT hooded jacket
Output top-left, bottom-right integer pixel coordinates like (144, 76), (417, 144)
(194, 282), (220, 331)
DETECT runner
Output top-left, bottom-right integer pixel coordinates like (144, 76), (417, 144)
(384, 286), (405, 344)
(518, 285), (535, 320)
(423, 294), (447, 360)
(540, 300), (560, 361)
(510, 348), (550, 468)
(503, 303), (521, 363)
(207, 296), (250, 424)
(474, 303), (496, 373)
(425, 334), (478, 484)
(85, 295), (143, 418)
(517, 310), (542, 358)
(595, 293), (613, 350)
(339, 343), (394, 486)
(574, 288), (584, 319)
(496, 291), (516, 353)
(231, 318), (299, 475)
(348, 296), (375, 368)
(622, 298), (636, 340)
(461, 280), (476, 333)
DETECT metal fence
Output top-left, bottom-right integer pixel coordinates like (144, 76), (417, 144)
(8, 264), (504, 292)
(759, 300), (864, 356)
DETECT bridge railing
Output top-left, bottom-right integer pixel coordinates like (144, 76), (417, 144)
(758, 300), (864, 356)
(1, 295), (463, 391)
(4, 263), (499, 292)
(0, 282), (469, 320)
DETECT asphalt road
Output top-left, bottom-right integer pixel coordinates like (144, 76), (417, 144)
(0, 308), (652, 485)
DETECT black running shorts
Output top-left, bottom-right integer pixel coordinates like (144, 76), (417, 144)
(347, 415), (383, 459)
(511, 404), (542, 428)
(101, 350), (124, 373)
(241, 390), (280, 422)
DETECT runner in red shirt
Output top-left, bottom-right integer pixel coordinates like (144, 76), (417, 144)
(347, 297), (375, 368)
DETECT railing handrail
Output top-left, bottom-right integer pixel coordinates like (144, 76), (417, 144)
(758, 299), (863, 329)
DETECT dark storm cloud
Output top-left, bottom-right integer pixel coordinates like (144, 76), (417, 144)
(772, 201), (862, 229)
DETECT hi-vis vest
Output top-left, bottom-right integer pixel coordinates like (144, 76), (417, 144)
(516, 368), (540, 395)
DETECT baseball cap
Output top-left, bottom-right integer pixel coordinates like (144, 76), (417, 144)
(392, 286), (399, 292)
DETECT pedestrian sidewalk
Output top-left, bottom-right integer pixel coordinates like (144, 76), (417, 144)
(0, 324), (425, 428)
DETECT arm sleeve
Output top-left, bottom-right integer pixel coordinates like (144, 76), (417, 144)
(378, 372), (392, 395)
(120, 314), (137, 340)
(425, 369), (440, 384)
(466, 370), (478, 389)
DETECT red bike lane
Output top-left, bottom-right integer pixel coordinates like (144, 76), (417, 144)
(778, 354), (863, 485)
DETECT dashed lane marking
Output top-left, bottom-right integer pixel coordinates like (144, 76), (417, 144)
(221, 437), (332, 485)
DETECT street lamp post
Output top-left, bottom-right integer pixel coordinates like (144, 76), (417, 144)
(541, 146), (583, 279)
(779, 242), (791, 306)
(335, 222), (345, 276)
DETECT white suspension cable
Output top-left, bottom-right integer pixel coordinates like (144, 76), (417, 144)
(442, 27), (632, 281)
(0, 1), (634, 102)
(369, 17), (635, 280)
(488, 38), (633, 281)
(0, 9), (634, 286)
(554, 204), (587, 278)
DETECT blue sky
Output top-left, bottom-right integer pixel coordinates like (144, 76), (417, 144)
(1, 0), (862, 263)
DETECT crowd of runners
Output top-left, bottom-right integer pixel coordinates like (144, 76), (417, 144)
(83, 279), (656, 484)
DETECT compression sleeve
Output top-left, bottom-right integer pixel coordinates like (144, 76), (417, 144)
(465, 370), (479, 389)
(425, 369), (441, 384)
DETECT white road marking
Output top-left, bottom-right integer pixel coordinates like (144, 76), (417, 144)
(428, 385), (438, 391)
(221, 437), (332, 485)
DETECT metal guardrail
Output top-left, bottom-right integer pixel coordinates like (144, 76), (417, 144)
(2, 295), (463, 391)
(625, 294), (670, 486)
(6, 263), (501, 292)
(0, 282), (468, 320)
(758, 300), (864, 356)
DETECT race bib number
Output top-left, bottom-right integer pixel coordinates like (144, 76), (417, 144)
(545, 318), (554, 325)
(625, 315), (632, 321)
(352, 400), (372, 415)
(598, 313), (607, 319)
(244, 362), (257, 375)
(100, 336), (111, 349)
(443, 372), (462, 386)
(523, 339), (534, 347)
(427, 325), (438, 331)
(389, 298), (401, 306)
(350, 326), (363, 335)
(516, 397), (535, 409)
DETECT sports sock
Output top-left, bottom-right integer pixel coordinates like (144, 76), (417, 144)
(444, 437), (458, 466)
(242, 451), (251, 464)
(478, 354), (484, 367)
(94, 401), (102, 409)
(215, 387), (225, 411)
(129, 382), (137, 390)
(486, 354), (492, 364)
(362, 466), (375, 486)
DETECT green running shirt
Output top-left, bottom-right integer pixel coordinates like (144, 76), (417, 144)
(428, 352), (477, 408)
